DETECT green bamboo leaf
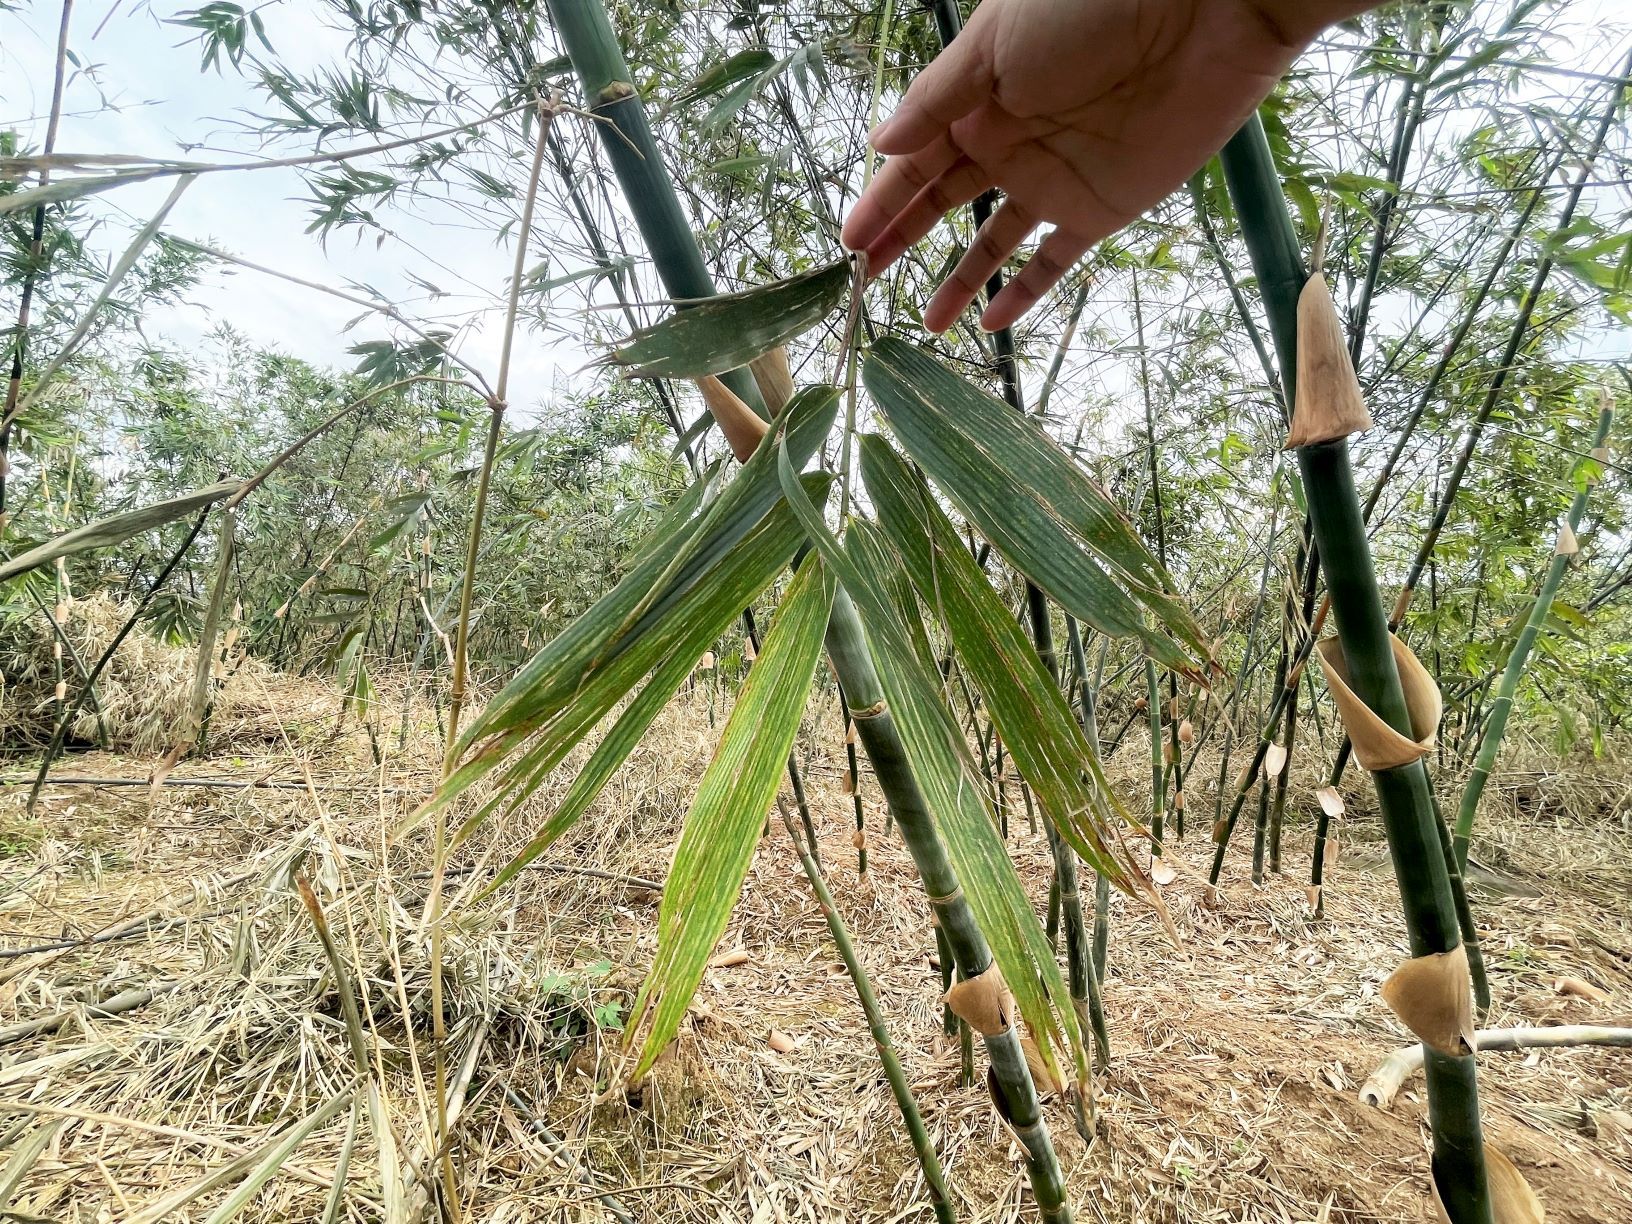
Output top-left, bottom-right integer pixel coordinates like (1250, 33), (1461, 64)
(447, 388), (830, 778)
(629, 552), (836, 1076)
(863, 338), (1209, 679)
(418, 465), (831, 835)
(607, 260), (850, 379)
(604, 385), (837, 662)
(774, 439), (1086, 1087)
(859, 434), (1154, 898)
(446, 474), (834, 876)
(0, 167), (176, 215)
(670, 47), (776, 109)
(0, 479), (241, 584)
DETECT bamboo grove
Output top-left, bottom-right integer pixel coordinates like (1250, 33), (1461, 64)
(3, 0), (1631, 1220)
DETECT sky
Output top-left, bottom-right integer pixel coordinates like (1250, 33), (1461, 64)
(2, 0), (584, 421)
(3, 0), (1628, 435)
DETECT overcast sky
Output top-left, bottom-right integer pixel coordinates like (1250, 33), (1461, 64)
(3, 0), (1627, 432)
(2, 0), (584, 420)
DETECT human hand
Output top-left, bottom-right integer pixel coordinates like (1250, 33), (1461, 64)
(842, 0), (1373, 333)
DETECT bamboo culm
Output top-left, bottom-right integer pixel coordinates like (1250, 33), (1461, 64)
(1452, 399), (1614, 869)
(778, 800), (956, 1224)
(1221, 114), (1493, 1224)
(544, 1), (1072, 1215)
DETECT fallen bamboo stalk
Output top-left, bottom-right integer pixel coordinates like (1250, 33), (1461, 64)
(1361, 1025), (1632, 1108)
(1, 773), (429, 794)
(497, 1080), (638, 1224)
(0, 981), (179, 1047)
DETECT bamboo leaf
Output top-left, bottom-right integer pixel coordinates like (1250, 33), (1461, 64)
(774, 439), (1086, 1087)
(609, 385), (836, 653)
(863, 338), (1209, 679)
(0, 167), (176, 215)
(629, 552), (836, 1076)
(198, 1089), (356, 1224)
(443, 387), (832, 789)
(859, 434), (1153, 897)
(13, 175), (198, 420)
(0, 1120), (61, 1205)
(455, 473), (835, 883)
(607, 260), (850, 378)
(0, 479), (241, 584)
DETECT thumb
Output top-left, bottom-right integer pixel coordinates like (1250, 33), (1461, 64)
(870, 20), (994, 153)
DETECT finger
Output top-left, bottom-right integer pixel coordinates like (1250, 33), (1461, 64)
(869, 28), (993, 155)
(979, 228), (1093, 333)
(841, 135), (962, 253)
(921, 197), (1038, 333)
(861, 158), (993, 277)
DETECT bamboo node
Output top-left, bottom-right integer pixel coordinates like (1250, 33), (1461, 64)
(1314, 634), (1441, 772)
(1381, 943), (1476, 1058)
(924, 884), (964, 906)
(945, 965), (1013, 1037)
(852, 700), (888, 720)
(1286, 272), (1373, 448)
(1555, 522), (1579, 556)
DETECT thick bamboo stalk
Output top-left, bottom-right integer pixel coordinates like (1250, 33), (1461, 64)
(544, 1), (1072, 1214)
(1221, 114), (1493, 1224)
(1452, 398), (1614, 869)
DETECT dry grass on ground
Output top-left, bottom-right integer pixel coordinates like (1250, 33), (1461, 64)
(1, 661), (1630, 1223)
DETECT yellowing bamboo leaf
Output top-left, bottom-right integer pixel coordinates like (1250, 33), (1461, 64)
(0, 480), (241, 585)
(776, 440), (1088, 1089)
(630, 554), (836, 1077)
(862, 339), (1208, 680)
(859, 434), (1150, 896)
(608, 260), (850, 379)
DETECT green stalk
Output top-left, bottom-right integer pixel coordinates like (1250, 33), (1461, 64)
(545, 1), (1071, 1214)
(1452, 400), (1613, 869)
(824, 595), (1070, 1218)
(1065, 617), (1111, 1063)
(548, 0), (763, 414)
(1221, 114), (1492, 1224)
(926, 0), (1094, 1120)
(1146, 659), (1164, 850)
(778, 800), (956, 1224)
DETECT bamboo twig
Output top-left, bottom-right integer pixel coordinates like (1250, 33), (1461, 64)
(778, 799), (956, 1224)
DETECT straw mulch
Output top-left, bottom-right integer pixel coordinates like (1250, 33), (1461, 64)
(1, 670), (1630, 1222)
(0, 594), (340, 756)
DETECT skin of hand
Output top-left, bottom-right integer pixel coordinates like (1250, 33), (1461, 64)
(841, 0), (1376, 333)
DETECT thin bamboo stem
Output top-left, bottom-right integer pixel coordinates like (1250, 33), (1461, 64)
(1452, 398), (1614, 868)
(778, 800), (956, 1224)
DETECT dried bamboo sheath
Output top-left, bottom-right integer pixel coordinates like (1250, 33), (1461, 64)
(1221, 116), (1502, 1224)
